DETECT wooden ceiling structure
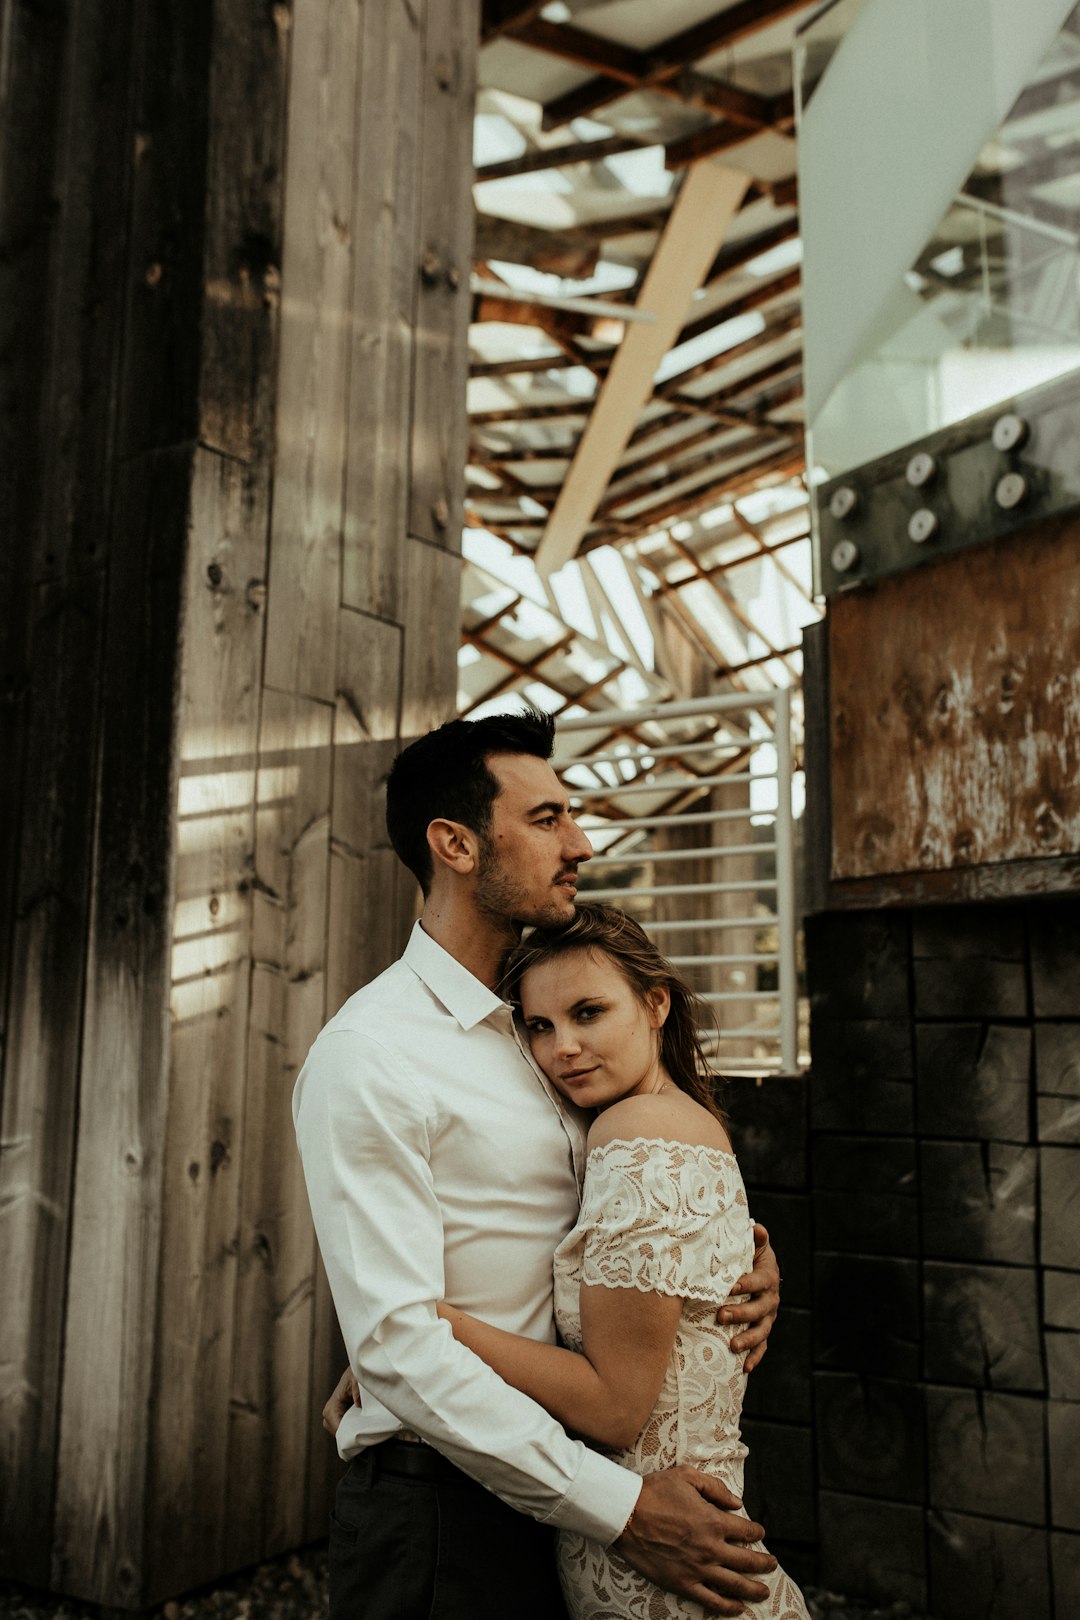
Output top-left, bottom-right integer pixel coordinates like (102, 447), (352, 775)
(461, 0), (822, 726)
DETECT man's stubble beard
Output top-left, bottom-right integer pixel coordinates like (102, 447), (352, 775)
(474, 836), (573, 930)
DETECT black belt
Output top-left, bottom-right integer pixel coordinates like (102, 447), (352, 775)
(368, 1436), (480, 1487)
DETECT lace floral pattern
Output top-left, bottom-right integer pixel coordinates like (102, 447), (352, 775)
(553, 1137), (810, 1620)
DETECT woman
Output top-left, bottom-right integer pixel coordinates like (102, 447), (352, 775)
(435, 904), (809, 1620)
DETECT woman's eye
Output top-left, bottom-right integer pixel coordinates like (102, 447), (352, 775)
(578, 1004), (604, 1021)
(526, 1019), (551, 1033)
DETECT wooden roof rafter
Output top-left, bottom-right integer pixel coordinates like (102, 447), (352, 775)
(468, 1), (817, 730)
(510, 0), (818, 131)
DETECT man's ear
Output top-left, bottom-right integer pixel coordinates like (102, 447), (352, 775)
(645, 985), (671, 1029)
(426, 818), (480, 878)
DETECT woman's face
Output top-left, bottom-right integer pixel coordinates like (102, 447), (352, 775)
(519, 946), (669, 1111)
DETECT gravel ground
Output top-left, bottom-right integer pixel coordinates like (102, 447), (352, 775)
(1, 1546), (935, 1620)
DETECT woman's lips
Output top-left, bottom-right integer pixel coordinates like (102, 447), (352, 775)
(559, 1066), (598, 1083)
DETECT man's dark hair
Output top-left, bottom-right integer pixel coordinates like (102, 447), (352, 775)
(385, 706), (556, 894)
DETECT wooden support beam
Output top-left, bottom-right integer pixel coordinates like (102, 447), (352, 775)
(648, 0), (816, 74)
(581, 444), (806, 552)
(481, 0), (548, 44)
(470, 399), (591, 425)
(475, 133), (644, 183)
(677, 265), (802, 348)
(509, 17), (646, 81)
(474, 215), (601, 278)
(656, 308), (802, 400)
(469, 353), (570, 380)
(665, 120), (759, 169)
(535, 163), (752, 578)
(674, 70), (776, 129)
(602, 429), (790, 520)
(535, 0), (815, 131)
(706, 218), (800, 284)
(731, 504), (814, 604)
(668, 534), (800, 678)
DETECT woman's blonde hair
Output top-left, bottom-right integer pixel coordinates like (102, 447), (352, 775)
(502, 902), (728, 1125)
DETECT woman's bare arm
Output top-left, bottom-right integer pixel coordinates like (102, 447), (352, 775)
(438, 1285), (680, 1449)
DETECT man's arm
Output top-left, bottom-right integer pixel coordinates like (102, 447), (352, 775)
(720, 1222), (781, 1372)
(294, 1027), (639, 1541)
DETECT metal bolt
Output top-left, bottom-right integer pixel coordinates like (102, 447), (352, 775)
(908, 507), (938, 544)
(829, 485), (858, 521)
(906, 451), (937, 488)
(995, 471), (1028, 510)
(434, 57), (452, 89)
(830, 538), (859, 574)
(992, 412), (1028, 452)
(431, 496), (450, 530)
(420, 248), (441, 283)
(446, 264), (461, 289)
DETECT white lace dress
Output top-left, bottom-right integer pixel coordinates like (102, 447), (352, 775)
(552, 1136), (809, 1620)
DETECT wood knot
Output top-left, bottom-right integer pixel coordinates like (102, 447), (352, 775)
(145, 261), (162, 287)
(420, 247), (441, 283)
(434, 57), (452, 89)
(206, 562), (224, 588)
(431, 496), (450, 529)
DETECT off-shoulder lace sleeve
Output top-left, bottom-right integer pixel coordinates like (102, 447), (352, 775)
(577, 1137), (752, 1304)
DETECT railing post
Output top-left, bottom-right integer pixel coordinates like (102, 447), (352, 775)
(773, 686), (799, 1072)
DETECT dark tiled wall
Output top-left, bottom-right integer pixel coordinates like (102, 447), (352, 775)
(801, 899), (1080, 1620)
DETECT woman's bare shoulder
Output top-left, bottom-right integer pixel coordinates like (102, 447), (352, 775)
(587, 1089), (733, 1156)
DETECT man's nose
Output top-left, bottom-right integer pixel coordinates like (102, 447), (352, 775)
(565, 818), (592, 863)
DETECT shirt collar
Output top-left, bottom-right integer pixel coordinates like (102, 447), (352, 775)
(403, 921), (508, 1031)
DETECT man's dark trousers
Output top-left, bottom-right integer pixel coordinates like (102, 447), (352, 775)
(329, 1440), (572, 1620)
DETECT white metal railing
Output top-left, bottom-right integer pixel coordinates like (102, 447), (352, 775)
(554, 691), (799, 1075)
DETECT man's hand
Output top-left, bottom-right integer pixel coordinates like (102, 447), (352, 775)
(322, 1366), (361, 1437)
(719, 1222), (780, 1373)
(615, 1467), (775, 1615)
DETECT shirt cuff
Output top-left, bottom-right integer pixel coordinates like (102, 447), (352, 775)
(542, 1447), (642, 1545)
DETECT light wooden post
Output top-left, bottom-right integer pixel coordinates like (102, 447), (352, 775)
(0, 0), (475, 1605)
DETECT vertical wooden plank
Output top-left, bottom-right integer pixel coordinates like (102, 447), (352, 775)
(0, 9), (70, 1575)
(0, 579), (104, 1585)
(340, 0), (422, 622)
(143, 447), (271, 1600)
(408, 0), (477, 548)
(114, 1), (213, 465)
(197, 0), (289, 465)
(400, 536), (462, 740)
(228, 689), (333, 1565)
(326, 607), (406, 1010)
(306, 605), (406, 1537)
(263, 0), (359, 702)
(50, 445), (192, 1607)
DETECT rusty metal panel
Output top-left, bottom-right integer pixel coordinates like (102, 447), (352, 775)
(830, 515), (1080, 880)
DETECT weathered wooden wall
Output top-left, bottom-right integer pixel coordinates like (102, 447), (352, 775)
(0, 0), (474, 1605)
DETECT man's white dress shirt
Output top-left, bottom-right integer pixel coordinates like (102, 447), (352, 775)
(293, 920), (641, 1544)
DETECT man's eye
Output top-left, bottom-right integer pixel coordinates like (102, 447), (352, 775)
(535, 816), (557, 827)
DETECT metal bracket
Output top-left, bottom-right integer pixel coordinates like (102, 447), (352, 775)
(813, 368), (1080, 596)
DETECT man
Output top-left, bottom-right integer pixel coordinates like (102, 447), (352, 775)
(294, 708), (781, 1620)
